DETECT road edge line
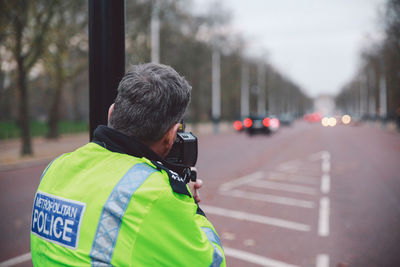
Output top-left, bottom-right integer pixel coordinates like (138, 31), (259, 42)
(201, 204), (310, 232)
(224, 247), (299, 267)
(0, 252), (31, 267)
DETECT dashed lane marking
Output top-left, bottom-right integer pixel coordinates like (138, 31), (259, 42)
(319, 151), (330, 237)
(317, 152), (331, 263)
(0, 252), (31, 267)
(266, 172), (319, 185)
(277, 159), (301, 167)
(318, 197), (330, 237)
(308, 151), (327, 161)
(218, 152), (332, 265)
(221, 189), (315, 208)
(321, 161), (331, 173)
(224, 247), (300, 267)
(321, 174), (330, 194)
(201, 205), (311, 231)
(219, 171), (264, 192)
(321, 151), (331, 161)
(316, 254), (330, 267)
(250, 180), (317, 195)
(276, 160), (301, 172)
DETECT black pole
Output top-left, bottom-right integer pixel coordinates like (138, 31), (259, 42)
(89, 0), (125, 140)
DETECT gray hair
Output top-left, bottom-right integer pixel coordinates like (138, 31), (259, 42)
(109, 63), (191, 142)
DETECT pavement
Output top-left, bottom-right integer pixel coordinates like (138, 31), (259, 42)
(0, 122), (233, 171)
(0, 133), (89, 172)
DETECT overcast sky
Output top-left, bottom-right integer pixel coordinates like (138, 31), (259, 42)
(192, 0), (386, 97)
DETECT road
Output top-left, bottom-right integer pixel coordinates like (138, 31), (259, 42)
(1, 121), (400, 267)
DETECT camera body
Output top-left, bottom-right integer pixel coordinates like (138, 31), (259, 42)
(166, 132), (197, 167)
(165, 123), (198, 183)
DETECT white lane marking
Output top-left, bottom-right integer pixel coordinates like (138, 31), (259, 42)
(201, 205), (310, 232)
(250, 180), (317, 195)
(308, 152), (322, 161)
(321, 151), (331, 174)
(316, 254), (330, 267)
(222, 189), (315, 209)
(318, 197), (330, 236)
(321, 151), (331, 161)
(321, 161), (330, 173)
(267, 172), (319, 185)
(321, 174), (330, 194)
(224, 247), (300, 267)
(308, 151), (329, 161)
(276, 160), (301, 172)
(219, 171), (264, 191)
(0, 252), (31, 267)
(277, 159), (301, 167)
(277, 167), (299, 174)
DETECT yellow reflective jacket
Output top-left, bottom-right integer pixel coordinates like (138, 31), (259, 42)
(31, 126), (225, 266)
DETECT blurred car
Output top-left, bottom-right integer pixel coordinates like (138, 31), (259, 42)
(240, 115), (280, 135)
(278, 113), (294, 126)
(233, 120), (244, 132)
(304, 112), (322, 123)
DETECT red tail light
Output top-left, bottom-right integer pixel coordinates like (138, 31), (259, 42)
(233, 120), (243, 131)
(243, 118), (253, 128)
(263, 117), (270, 127)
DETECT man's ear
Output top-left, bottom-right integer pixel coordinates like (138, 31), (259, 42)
(161, 123), (180, 157)
(108, 103), (115, 122)
(148, 123), (179, 158)
(164, 123), (180, 147)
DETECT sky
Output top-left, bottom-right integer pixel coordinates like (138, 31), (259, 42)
(192, 0), (386, 97)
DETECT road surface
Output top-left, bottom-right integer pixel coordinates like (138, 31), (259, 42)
(1, 121), (399, 267)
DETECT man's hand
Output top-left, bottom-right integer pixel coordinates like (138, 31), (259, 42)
(189, 178), (203, 203)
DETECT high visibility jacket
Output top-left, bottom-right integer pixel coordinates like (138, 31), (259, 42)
(31, 140), (225, 266)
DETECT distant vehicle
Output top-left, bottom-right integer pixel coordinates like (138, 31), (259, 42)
(233, 120), (244, 132)
(243, 116), (270, 135)
(236, 115), (279, 135)
(304, 112), (322, 123)
(278, 114), (294, 126)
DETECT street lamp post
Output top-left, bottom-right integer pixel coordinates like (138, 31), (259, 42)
(257, 61), (266, 115)
(89, 0), (125, 139)
(212, 49), (221, 133)
(241, 60), (249, 118)
(151, 0), (160, 63)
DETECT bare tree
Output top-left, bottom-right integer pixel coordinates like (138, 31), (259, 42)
(336, 0), (400, 122)
(45, 0), (87, 139)
(2, 0), (56, 155)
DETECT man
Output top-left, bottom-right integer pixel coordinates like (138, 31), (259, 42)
(31, 63), (225, 266)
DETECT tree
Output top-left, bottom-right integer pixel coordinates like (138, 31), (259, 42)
(2, 0), (56, 155)
(123, 0), (310, 122)
(44, 0), (87, 139)
(383, 0), (400, 120)
(336, 0), (400, 121)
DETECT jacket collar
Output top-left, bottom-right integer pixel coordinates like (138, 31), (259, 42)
(92, 125), (192, 197)
(92, 125), (163, 162)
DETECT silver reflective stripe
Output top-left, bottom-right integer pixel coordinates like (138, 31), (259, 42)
(201, 227), (224, 267)
(90, 163), (157, 266)
(40, 156), (61, 182)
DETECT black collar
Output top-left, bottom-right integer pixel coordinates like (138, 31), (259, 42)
(92, 125), (163, 162)
(92, 125), (193, 198)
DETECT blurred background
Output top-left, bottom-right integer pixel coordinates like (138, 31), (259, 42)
(2, 0), (398, 153)
(0, 0), (400, 266)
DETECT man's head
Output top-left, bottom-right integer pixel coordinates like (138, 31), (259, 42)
(108, 63), (191, 156)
